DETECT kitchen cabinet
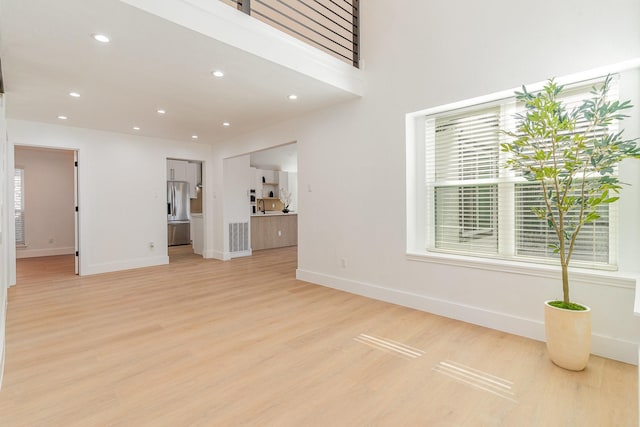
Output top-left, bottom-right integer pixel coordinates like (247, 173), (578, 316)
(167, 159), (188, 181)
(168, 159), (199, 199)
(187, 162), (199, 199)
(251, 214), (297, 250)
(251, 167), (261, 197)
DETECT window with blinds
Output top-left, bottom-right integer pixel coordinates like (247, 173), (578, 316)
(423, 78), (615, 268)
(14, 168), (25, 246)
(430, 108), (500, 254)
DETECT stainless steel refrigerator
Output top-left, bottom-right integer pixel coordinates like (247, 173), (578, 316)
(167, 181), (191, 246)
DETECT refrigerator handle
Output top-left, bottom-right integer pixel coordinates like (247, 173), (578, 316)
(167, 202), (171, 215)
(172, 185), (177, 216)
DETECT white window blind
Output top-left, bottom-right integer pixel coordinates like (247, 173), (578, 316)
(515, 182), (610, 263)
(428, 107), (500, 255)
(424, 78), (615, 268)
(14, 168), (25, 246)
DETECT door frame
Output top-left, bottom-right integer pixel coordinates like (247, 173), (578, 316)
(13, 145), (80, 275)
(73, 150), (79, 275)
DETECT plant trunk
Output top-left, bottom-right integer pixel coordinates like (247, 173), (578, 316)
(561, 262), (570, 304)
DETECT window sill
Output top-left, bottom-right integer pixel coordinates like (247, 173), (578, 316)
(406, 250), (638, 290)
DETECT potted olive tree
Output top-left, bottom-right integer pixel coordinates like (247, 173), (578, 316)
(501, 75), (639, 370)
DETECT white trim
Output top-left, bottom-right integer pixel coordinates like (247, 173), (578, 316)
(296, 268), (638, 365)
(16, 246), (75, 259)
(83, 255), (168, 276)
(634, 278), (640, 317)
(206, 249), (230, 261)
(406, 58), (640, 120)
(407, 252), (638, 289)
(229, 249), (252, 259)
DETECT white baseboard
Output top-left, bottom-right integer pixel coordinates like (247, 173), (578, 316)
(207, 250), (252, 260)
(229, 250), (251, 259)
(83, 255), (169, 276)
(205, 250), (230, 261)
(16, 246), (74, 258)
(296, 268), (638, 365)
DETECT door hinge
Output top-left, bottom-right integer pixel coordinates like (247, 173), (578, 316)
(75, 206), (78, 212)
(75, 251), (79, 256)
(74, 161), (78, 167)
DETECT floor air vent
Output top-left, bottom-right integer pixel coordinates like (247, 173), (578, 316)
(229, 222), (249, 254)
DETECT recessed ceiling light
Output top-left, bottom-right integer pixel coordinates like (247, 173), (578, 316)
(69, 92), (80, 98)
(157, 109), (166, 114)
(92, 33), (110, 43)
(288, 94), (298, 100)
(133, 126), (141, 130)
(57, 115), (68, 120)
(191, 135), (198, 139)
(212, 70), (224, 78)
(223, 122), (230, 127)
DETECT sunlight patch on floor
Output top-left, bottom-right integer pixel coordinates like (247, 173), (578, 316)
(433, 360), (518, 403)
(354, 333), (425, 359)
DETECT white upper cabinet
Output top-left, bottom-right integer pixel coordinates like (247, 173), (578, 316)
(168, 159), (199, 198)
(167, 159), (188, 181)
(187, 162), (198, 199)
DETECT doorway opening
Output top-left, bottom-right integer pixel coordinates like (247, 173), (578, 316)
(14, 146), (79, 283)
(166, 158), (204, 263)
(248, 142), (298, 253)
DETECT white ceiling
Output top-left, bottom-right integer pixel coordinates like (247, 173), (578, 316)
(0, 0), (357, 145)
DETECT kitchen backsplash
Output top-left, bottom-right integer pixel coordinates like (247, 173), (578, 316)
(257, 198), (284, 212)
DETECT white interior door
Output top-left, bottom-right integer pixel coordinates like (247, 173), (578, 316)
(74, 150), (79, 275)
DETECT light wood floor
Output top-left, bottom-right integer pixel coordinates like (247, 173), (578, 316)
(0, 247), (636, 426)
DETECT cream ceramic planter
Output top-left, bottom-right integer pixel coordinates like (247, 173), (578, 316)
(544, 300), (591, 371)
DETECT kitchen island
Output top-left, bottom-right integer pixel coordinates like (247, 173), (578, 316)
(251, 212), (297, 250)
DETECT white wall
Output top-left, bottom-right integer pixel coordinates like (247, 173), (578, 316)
(222, 155), (251, 258)
(8, 120), (212, 275)
(209, 0), (640, 363)
(14, 147), (75, 258)
(287, 171), (298, 212)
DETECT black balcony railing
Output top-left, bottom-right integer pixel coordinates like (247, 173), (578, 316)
(220, 0), (359, 68)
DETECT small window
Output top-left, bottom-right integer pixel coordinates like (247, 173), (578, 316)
(14, 167), (25, 246)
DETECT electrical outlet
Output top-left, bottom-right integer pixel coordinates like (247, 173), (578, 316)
(277, 230), (282, 237)
(149, 242), (155, 249)
(340, 258), (347, 268)
(48, 238), (55, 244)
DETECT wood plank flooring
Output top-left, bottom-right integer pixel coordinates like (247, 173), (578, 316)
(0, 247), (636, 426)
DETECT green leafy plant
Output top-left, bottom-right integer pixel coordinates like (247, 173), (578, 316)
(501, 75), (640, 310)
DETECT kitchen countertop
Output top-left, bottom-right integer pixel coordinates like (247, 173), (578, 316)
(251, 211), (297, 217)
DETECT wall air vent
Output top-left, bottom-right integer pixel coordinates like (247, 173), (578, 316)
(229, 222), (250, 256)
